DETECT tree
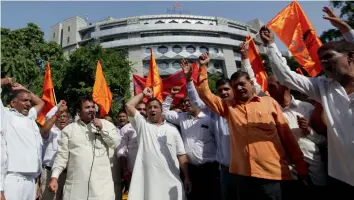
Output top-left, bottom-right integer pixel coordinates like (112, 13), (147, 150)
(320, 1), (354, 43)
(59, 44), (133, 117)
(208, 73), (221, 94)
(1, 23), (65, 98)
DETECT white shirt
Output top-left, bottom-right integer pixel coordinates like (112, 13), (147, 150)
(0, 93), (42, 176)
(116, 123), (139, 172)
(0, 121), (7, 191)
(267, 32), (354, 186)
(128, 111), (186, 200)
(42, 106), (62, 167)
(282, 97), (327, 185)
(162, 96), (217, 165)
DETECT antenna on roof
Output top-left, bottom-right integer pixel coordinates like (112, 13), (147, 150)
(166, 2), (190, 15)
(85, 14), (89, 23)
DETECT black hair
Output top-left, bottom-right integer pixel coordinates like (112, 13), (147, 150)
(216, 78), (231, 88)
(117, 110), (127, 116)
(230, 70), (251, 82)
(146, 97), (162, 108)
(75, 95), (94, 111)
(318, 41), (354, 55)
(9, 89), (30, 101)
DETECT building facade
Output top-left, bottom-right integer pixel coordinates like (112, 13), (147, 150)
(50, 14), (265, 78)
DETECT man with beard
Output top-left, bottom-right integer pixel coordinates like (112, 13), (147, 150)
(40, 100), (70, 200)
(261, 6), (354, 195)
(1, 77), (44, 200)
(48, 95), (119, 200)
(162, 85), (219, 200)
(196, 52), (308, 199)
(125, 88), (190, 200)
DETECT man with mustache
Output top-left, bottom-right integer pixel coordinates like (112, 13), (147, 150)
(1, 77), (45, 200)
(261, 6), (354, 195)
(48, 95), (119, 200)
(195, 52), (308, 199)
(40, 100), (70, 200)
(125, 88), (190, 200)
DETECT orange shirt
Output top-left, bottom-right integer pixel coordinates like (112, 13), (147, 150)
(197, 67), (308, 180)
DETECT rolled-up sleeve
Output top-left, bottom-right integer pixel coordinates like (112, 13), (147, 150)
(343, 29), (354, 44)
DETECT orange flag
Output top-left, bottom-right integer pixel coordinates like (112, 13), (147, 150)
(92, 60), (113, 117)
(37, 61), (56, 126)
(145, 49), (163, 102)
(267, 1), (322, 77)
(247, 35), (268, 92)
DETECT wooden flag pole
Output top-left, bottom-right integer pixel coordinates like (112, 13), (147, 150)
(52, 88), (58, 105)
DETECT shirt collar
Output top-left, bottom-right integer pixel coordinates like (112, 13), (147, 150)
(9, 107), (27, 117)
(283, 96), (299, 110)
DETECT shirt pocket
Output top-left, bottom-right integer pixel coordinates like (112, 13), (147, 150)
(247, 107), (277, 138)
(199, 124), (214, 143)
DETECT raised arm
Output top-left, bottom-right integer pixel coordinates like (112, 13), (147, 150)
(41, 100), (67, 138)
(162, 86), (183, 124)
(260, 26), (321, 101)
(125, 88), (152, 117)
(195, 53), (229, 117)
(322, 6), (354, 43)
(240, 41), (262, 95)
(12, 83), (45, 115)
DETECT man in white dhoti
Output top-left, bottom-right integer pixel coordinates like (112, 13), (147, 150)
(48, 95), (119, 200)
(1, 77), (44, 200)
(125, 88), (191, 200)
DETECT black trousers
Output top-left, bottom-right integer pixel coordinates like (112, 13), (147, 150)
(232, 174), (291, 200)
(187, 162), (221, 200)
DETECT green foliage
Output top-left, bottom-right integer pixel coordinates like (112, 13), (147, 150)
(320, 1), (354, 43)
(61, 44), (133, 117)
(1, 23), (133, 118)
(260, 53), (308, 76)
(208, 73), (221, 94)
(1, 23), (65, 96)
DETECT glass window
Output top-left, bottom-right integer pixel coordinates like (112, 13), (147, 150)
(200, 46), (209, 53)
(169, 20), (178, 23)
(172, 61), (180, 69)
(195, 21), (203, 24)
(155, 20), (164, 24)
(53, 32), (55, 39)
(67, 37), (70, 44)
(68, 26), (70, 32)
(233, 49), (241, 57)
(157, 46), (168, 54)
(146, 47), (151, 54)
(182, 20), (191, 24)
(158, 62), (169, 70)
(172, 45), (182, 53)
(213, 48), (219, 53)
(186, 45), (196, 53)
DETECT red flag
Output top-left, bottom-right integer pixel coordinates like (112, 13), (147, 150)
(92, 60), (113, 117)
(247, 35), (268, 92)
(267, 1), (322, 77)
(37, 61), (56, 126)
(145, 49), (163, 102)
(133, 62), (199, 105)
(296, 68), (304, 75)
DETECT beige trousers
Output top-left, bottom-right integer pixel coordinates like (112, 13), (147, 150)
(40, 168), (66, 200)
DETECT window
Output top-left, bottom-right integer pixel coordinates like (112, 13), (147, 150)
(182, 20), (191, 24)
(169, 20), (178, 23)
(68, 26), (70, 32)
(233, 49), (241, 57)
(52, 32), (55, 39)
(143, 62), (149, 69)
(214, 61), (222, 69)
(172, 45), (182, 53)
(158, 62), (169, 70)
(157, 46), (168, 54)
(144, 22), (149, 25)
(172, 61), (180, 69)
(146, 47), (151, 54)
(67, 37), (70, 44)
(213, 48), (219, 53)
(155, 20), (164, 24)
(195, 21), (203, 24)
(200, 46), (209, 53)
(209, 23), (213, 25)
(186, 45), (196, 53)
(235, 61), (241, 69)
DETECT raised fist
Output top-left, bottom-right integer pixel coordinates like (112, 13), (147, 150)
(180, 59), (193, 81)
(260, 26), (275, 46)
(198, 52), (210, 66)
(143, 87), (153, 98)
(171, 86), (182, 96)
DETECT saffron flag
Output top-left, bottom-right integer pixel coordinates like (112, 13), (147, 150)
(247, 35), (268, 92)
(145, 49), (163, 102)
(37, 61), (56, 126)
(133, 62), (198, 104)
(267, 1), (322, 77)
(92, 60), (113, 117)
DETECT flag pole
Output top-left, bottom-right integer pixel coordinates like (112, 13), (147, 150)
(52, 88), (58, 105)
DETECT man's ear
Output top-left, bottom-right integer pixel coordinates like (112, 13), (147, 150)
(348, 51), (354, 62)
(10, 99), (16, 107)
(250, 80), (254, 85)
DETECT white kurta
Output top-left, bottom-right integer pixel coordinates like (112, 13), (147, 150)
(51, 119), (119, 200)
(128, 112), (186, 200)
